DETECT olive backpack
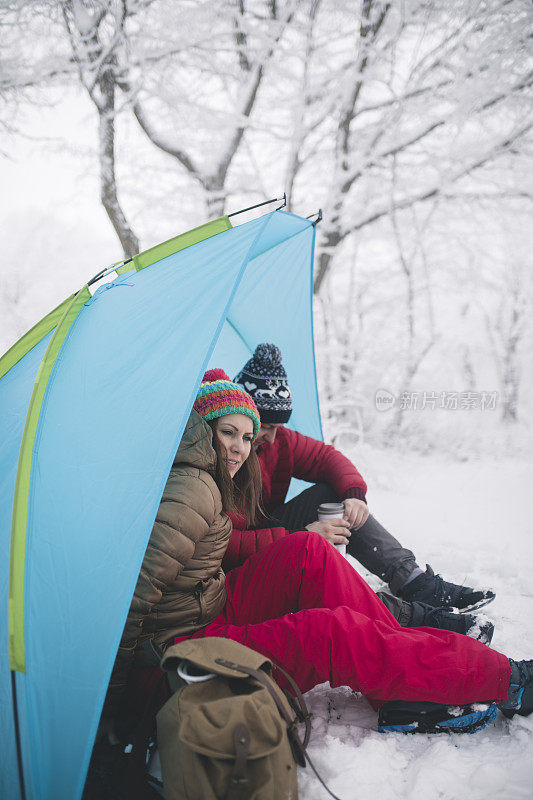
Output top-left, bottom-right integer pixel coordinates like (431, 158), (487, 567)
(126, 637), (343, 800)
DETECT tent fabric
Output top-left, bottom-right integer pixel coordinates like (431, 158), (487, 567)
(0, 209), (321, 800)
(116, 214), (233, 275)
(131, 214), (232, 271)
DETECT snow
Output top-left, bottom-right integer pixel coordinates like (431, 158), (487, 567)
(298, 452), (533, 800)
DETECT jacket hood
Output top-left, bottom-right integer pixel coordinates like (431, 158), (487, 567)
(173, 409), (217, 474)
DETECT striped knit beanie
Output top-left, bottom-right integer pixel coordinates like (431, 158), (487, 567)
(194, 368), (261, 439)
(234, 343), (292, 424)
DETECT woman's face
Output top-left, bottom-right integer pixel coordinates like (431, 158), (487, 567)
(214, 413), (254, 477)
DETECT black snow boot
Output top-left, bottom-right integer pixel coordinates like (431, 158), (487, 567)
(378, 700), (497, 734)
(499, 659), (533, 718)
(399, 565), (495, 612)
(409, 602), (494, 644)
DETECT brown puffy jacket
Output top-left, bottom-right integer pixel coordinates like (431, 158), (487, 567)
(107, 409), (231, 706)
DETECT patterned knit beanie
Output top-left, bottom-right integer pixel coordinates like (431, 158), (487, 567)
(234, 344), (292, 424)
(194, 368), (261, 439)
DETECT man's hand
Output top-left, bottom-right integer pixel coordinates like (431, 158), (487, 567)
(342, 498), (369, 530)
(305, 518), (351, 545)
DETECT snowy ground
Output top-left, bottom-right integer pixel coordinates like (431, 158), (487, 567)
(298, 452), (533, 800)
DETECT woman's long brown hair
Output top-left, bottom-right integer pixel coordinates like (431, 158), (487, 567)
(207, 419), (263, 526)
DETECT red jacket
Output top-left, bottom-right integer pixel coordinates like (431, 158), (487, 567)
(223, 427), (367, 570)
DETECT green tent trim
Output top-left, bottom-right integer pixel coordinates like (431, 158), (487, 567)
(117, 215), (233, 273)
(8, 286), (92, 672)
(0, 295), (76, 381)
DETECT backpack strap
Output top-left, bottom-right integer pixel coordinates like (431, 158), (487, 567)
(216, 658), (306, 761)
(226, 723), (251, 800)
(215, 658), (344, 800)
(273, 663), (312, 749)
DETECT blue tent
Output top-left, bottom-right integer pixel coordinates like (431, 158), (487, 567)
(0, 208), (322, 800)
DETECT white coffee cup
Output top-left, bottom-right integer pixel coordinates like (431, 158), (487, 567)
(317, 502), (347, 556)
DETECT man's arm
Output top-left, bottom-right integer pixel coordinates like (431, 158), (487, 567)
(287, 428), (368, 501)
(222, 517), (290, 571)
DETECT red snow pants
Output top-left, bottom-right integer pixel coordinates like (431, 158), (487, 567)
(181, 532), (510, 706)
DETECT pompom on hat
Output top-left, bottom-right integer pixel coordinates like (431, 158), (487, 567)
(194, 368), (261, 439)
(234, 343), (292, 424)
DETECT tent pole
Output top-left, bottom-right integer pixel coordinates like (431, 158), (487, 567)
(11, 671), (27, 800)
(307, 209), (323, 227)
(87, 259), (132, 288)
(87, 197), (288, 286)
(87, 195), (289, 288)
(228, 194), (286, 218)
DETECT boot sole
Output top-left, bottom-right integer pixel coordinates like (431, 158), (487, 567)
(456, 594), (496, 614)
(378, 702), (498, 734)
(402, 589), (496, 615)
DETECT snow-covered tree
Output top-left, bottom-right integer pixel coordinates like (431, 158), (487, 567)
(274, 0), (533, 292)
(128, 0), (302, 216)
(1, 0), (531, 445)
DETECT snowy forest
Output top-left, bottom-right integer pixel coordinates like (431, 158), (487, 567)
(1, 0), (532, 457)
(2, 3), (533, 800)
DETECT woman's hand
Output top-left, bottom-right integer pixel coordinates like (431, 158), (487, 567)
(305, 518), (351, 545)
(342, 498), (369, 530)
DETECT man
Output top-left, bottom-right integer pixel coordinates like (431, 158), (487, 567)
(223, 343), (495, 640)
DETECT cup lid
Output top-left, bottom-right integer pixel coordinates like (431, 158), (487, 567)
(317, 502), (344, 513)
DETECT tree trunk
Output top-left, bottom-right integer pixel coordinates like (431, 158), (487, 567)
(98, 69), (139, 259)
(388, 202), (436, 436)
(204, 178), (227, 218)
(314, 228), (341, 293)
(501, 305), (522, 422)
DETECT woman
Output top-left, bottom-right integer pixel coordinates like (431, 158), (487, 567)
(104, 369), (532, 728)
